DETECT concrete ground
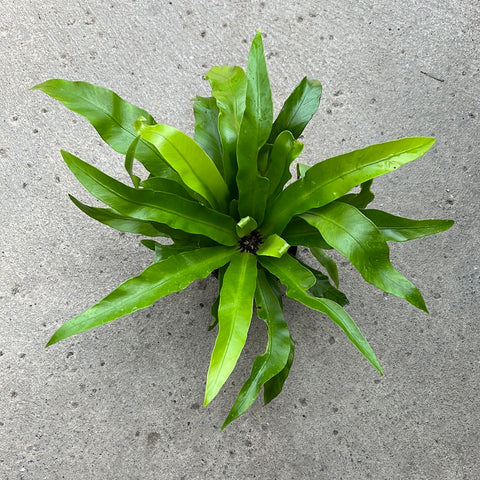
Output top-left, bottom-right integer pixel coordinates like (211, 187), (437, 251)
(1, 1), (478, 478)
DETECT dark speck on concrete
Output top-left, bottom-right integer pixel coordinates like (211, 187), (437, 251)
(147, 432), (161, 446)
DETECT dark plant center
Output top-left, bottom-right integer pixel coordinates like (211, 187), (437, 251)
(238, 230), (263, 254)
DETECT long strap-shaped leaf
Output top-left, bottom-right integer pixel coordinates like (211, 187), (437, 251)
(62, 151), (237, 246)
(262, 137), (436, 235)
(32, 79), (178, 179)
(205, 66), (247, 195)
(69, 195), (166, 237)
(193, 96), (224, 175)
(204, 252), (258, 406)
(263, 335), (295, 404)
(361, 209), (454, 242)
(46, 246), (236, 346)
(258, 255), (382, 374)
(268, 76), (323, 142)
(300, 202), (427, 311)
(222, 269), (291, 428)
(136, 123), (230, 212)
(236, 30), (272, 223)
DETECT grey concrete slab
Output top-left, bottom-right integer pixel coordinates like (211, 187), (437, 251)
(1, 0), (478, 478)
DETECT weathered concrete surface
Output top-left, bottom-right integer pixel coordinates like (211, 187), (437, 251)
(1, 1), (478, 478)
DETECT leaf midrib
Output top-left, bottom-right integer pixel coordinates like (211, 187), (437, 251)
(305, 211), (411, 293)
(76, 162), (235, 242)
(146, 129), (221, 209)
(211, 256), (254, 391)
(296, 143), (428, 209)
(64, 88), (163, 163)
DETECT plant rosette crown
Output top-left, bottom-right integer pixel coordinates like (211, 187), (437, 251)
(33, 30), (453, 428)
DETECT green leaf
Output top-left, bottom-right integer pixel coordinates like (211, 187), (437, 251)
(69, 195), (163, 237)
(124, 136), (141, 188)
(282, 217), (331, 249)
(135, 122), (230, 212)
(262, 137), (436, 235)
(222, 268), (291, 428)
(296, 162), (309, 179)
(338, 179), (375, 209)
(299, 260), (349, 306)
(61, 150), (238, 246)
(209, 266), (227, 331)
(310, 247), (339, 287)
(268, 76), (323, 142)
(256, 234), (290, 258)
(236, 30), (273, 223)
(236, 216), (258, 238)
(32, 79), (177, 178)
(258, 254), (382, 374)
(205, 66), (247, 194)
(139, 176), (192, 200)
(361, 209), (454, 242)
(193, 96), (223, 175)
(204, 252), (258, 406)
(140, 240), (198, 262)
(264, 335), (295, 404)
(46, 246), (235, 346)
(300, 202), (427, 311)
(265, 130), (304, 200)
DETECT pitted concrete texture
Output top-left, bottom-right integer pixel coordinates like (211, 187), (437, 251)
(1, 1), (479, 479)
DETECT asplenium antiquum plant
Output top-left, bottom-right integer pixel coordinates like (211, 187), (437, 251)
(34, 30), (453, 428)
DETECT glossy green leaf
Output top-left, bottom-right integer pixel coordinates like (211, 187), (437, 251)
(299, 260), (348, 306)
(265, 130), (303, 200)
(258, 254), (382, 374)
(32, 79), (177, 178)
(61, 150), (238, 246)
(46, 246), (235, 346)
(124, 136), (141, 188)
(141, 240), (198, 262)
(222, 268), (291, 428)
(205, 66), (247, 194)
(264, 335), (295, 404)
(268, 77), (323, 142)
(135, 122), (230, 212)
(204, 253), (258, 406)
(256, 234), (290, 258)
(69, 195), (162, 237)
(262, 137), (436, 235)
(282, 217), (331, 249)
(236, 216), (258, 238)
(193, 96), (223, 174)
(338, 179), (375, 209)
(310, 247), (339, 287)
(139, 176), (192, 200)
(361, 209), (454, 242)
(236, 30), (273, 223)
(300, 202), (427, 311)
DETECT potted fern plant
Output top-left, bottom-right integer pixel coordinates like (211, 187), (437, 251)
(33, 30), (453, 428)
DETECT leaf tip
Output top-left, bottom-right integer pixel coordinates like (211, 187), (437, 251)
(45, 335), (57, 348)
